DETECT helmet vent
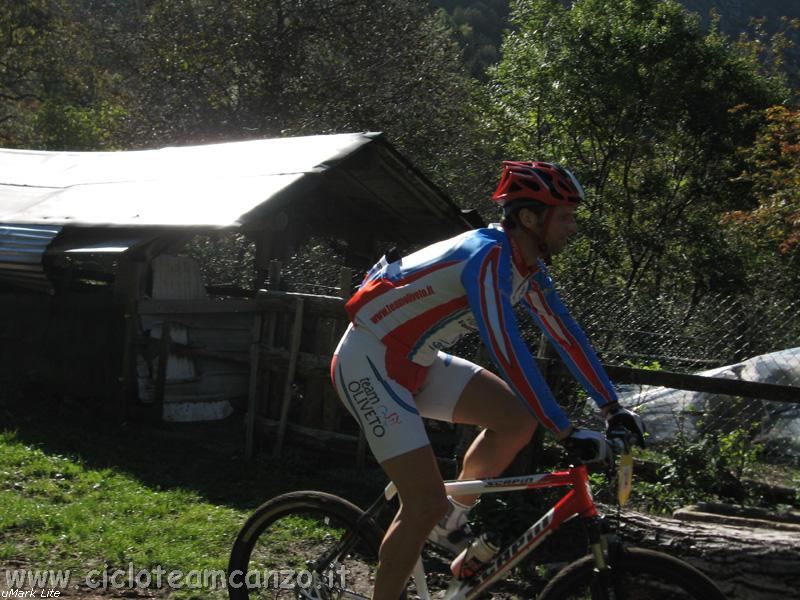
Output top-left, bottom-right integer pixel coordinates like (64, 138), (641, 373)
(492, 161), (584, 207)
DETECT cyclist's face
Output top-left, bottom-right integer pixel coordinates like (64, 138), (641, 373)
(545, 204), (578, 255)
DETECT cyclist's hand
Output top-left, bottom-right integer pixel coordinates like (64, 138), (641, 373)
(560, 428), (611, 466)
(604, 403), (646, 448)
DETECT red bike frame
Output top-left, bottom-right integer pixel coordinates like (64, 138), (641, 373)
(383, 464), (601, 599)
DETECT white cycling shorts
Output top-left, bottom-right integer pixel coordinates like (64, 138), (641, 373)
(331, 324), (483, 463)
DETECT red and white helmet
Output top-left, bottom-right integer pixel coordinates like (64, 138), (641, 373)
(492, 161), (585, 212)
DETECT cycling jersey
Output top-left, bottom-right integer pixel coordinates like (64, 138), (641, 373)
(345, 224), (617, 436)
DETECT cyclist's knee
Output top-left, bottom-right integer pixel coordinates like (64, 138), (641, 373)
(399, 492), (449, 529)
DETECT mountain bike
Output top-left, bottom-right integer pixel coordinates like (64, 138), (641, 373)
(227, 434), (727, 599)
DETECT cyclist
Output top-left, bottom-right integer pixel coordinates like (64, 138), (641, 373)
(330, 161), (645, 600)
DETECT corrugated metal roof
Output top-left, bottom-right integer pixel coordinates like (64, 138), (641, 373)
(0, 132), (483, 292)
(0, 132), (376, 227)
(0, 224), (61, 292)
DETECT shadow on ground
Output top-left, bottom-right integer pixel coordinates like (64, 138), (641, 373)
(0, 379), (388, 511)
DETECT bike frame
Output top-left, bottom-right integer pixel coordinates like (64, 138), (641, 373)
(371, 463), (602, 600)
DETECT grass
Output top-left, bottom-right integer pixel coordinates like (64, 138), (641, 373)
(0, 382), (388, 598)
(0, 430), (242, 598)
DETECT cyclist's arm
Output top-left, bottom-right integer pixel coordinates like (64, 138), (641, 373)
(461, 243), (572, 438)
(521, 268), (618, 411)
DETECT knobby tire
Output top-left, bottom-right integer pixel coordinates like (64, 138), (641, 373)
(227, 490), (385, 600)
(538, 546), (727, 600)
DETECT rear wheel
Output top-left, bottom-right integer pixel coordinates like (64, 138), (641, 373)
(538, 547), (727, 600)
(228, 491), (385, 600)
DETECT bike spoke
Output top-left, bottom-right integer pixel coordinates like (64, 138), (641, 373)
(234, 510), (378, 599)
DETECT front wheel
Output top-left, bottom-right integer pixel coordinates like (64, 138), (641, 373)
(227, 491), (385, 600)
(538, 547), (727, 600)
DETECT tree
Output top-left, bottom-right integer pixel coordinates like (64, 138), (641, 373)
(0, 0), (127, 150)
(430, 0), (510, 79)
(722, 105), (800, 291)
(485, 0), (788, 299)
(115, 0), (480, 190)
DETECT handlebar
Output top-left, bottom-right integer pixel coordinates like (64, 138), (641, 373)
(606, 428), (637, 455)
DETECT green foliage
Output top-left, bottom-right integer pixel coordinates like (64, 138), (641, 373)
(180, 233), (256, 292)
(33, 101), (128, 150)
(1, 0), (486, 197)
(636, 427), (764, 513)
(0, 1), (127, 149)
(431, 0), (510, 79)
(721, 105), (800, 298)
(795, 472), (800, 505)
(623, 359), (662, 371)
(116, 0), (480, 191)
(486, 0), (789, 298)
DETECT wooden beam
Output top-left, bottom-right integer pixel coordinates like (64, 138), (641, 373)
(543, 359), (800, 404)
(339, 267), (353, 299)
(608, 365), (800, 404)
(138, 291), (346, 318)
(245, 312), (264, 460)
(273, 298), (305, 457)
(153, 321), (171, 421)
(114, 301), (138, 422)
(256, 417), (360, 445)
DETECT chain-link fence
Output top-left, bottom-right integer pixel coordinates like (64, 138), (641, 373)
(184, 232), (799, 469)
(268, 237), (800, 465)
(558, 280), (800, 373)
(555, 279), (800, 465)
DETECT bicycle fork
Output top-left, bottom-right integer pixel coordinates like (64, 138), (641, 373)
(584, 517), (624, 600)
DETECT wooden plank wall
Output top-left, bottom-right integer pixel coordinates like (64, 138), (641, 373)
(137, 266), (357, 459)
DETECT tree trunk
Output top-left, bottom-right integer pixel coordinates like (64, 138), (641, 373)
(612, 507), (800, 600)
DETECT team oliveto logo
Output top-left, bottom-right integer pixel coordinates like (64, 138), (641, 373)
(370, 286), (435, 324)
(347, 378), (401, 438)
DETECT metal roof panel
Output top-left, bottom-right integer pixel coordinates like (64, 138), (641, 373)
(0, 133), (373, 227)
(0, 224), (61, 292)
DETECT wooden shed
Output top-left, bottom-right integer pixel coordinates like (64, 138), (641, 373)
(0, 132), (482, 456)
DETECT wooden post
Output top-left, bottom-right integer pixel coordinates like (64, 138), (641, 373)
(273, 298), (305, 457)
(245, 309), (264, 460)
(113, 259), (148, 422)
(339, 267), (353, 299)
(115, 300), (137, 422)
(153, 321), (171, 422)
(268, 260), (282, 292)
(262, 261), (281, 422)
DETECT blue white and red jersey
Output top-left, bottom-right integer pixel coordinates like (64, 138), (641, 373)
(345, 224), (618, 435)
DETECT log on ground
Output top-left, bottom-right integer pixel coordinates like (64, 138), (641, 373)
(613, 508), (800, 600)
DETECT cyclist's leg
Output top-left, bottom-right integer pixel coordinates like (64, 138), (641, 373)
(452, 369), (537, 504)
(416, 354), (537, 506)
(377, 445), (448, 600)
(331, 326), (447, 600)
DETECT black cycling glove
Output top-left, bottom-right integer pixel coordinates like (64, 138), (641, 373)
(604, 403), (646, 447)
(561, 428), (611, 466)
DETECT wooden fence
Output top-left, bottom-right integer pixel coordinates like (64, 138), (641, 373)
(131, 264), (799, 463)
(134, 265), (357, 460)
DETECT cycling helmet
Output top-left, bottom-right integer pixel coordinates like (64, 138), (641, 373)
(492, 161), (585, 213)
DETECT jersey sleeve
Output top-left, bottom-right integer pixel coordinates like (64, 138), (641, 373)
(521, 267), (618, 409)
(461, 241), (571, 436)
